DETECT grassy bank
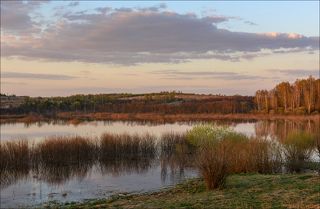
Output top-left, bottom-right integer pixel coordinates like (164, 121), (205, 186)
(43, 174), (320, 209)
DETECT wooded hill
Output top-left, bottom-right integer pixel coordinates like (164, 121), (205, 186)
(1, 76), (319, 115)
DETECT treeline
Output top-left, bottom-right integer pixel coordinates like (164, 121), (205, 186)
(255, 76), (320, 114)
(0, 92), (254, 115)
(1, 77), (319, 116)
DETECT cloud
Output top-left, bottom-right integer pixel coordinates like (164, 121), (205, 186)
(1, 72), (77, 80)
(0, 1), (46, 34)
(1, 5), (319, 65)
(152, 70), (267, 80)
(269, 69), (319, 78)
(244, 20), (257, 26)
(68, 1), (79, 7)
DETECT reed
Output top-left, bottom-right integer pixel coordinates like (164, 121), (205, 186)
(160, 132), (194, 182)
(160, 132), (189, 156)
(34, 136), (97, 166)
(282, 131), (315, 172)
(0, 140), (30, 171)
(100, 133), (156, 160)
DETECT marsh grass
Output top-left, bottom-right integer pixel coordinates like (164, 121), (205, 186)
(282, 131), (316, 172)
(98, 133), (157, 176)
(0, 127), (318, 189)
(100, 133), (156, 160)
(34, 136), (97, 166)
(0, 140), (30, 171)
(0, 133), (159, 186)
(160, 132), (194, 182)
(228, 138), (282, 174)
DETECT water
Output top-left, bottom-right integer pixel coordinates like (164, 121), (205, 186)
(0, 119), (318, 208)
(0, 120), (258, 142)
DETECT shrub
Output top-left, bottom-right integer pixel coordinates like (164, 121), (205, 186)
(186, 124), (238, 190)
(186, 124), (283, 190)
(186, 124), (234, 147)
(196, 140), (230, 189)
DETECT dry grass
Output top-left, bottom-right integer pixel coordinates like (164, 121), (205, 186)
(34, 136), (97, 166)
(228, 138), (282, 174)
(0, 140), (30, 171)
(100, 133), (156, 160)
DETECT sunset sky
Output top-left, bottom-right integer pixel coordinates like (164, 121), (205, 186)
(1, 1), (319, 96)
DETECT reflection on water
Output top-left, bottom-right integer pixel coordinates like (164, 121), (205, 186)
(255, 119), (320, 141)
(0, 119), (318, 208)
(1, 151), (197, 208)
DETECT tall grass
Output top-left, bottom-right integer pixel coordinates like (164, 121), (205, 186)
(0, 127), (317, 189)
(0, 133), (159, 186)
(0, 140), (30, 171)
(282, 131), (315, 172)
(100, 133), (156, 160)
(34, 136), (97, 166)
(160, 132), (193, 183)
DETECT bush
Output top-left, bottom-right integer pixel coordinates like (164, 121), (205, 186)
(186, 124), (283, 190)
(186, 124), (234, 147)
(196, 140), (230, 189)
(186, 125), (234, 189)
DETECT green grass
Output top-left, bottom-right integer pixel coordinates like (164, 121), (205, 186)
(42, 173), (320, 209)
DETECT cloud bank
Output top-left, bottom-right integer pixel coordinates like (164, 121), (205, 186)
(1, 2), (319, 65)
(2, 72), (77, 80)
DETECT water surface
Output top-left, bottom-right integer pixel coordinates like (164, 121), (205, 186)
(1, 119), (318, 208)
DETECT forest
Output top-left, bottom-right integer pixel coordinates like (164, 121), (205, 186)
(255, 76), (320, 114)
(1, 76), (319, 115)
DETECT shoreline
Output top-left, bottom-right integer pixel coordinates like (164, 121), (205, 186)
(42, 173), (320, 209)
(1, 112), (319, 124)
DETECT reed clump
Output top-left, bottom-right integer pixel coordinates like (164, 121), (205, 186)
(282, 131), (315, 172)
(160, 132), (190, 156)
(34, 136), (97, 166)
(0, 140), (30, 171)
(160, 132), (194, 182)
(99, 133), (156, 160)
(227, 137), (282, 174)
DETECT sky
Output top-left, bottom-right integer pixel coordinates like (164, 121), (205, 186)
(1, 1), (319, 97)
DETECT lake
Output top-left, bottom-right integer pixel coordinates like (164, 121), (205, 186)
(0, 119), (318, 208)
